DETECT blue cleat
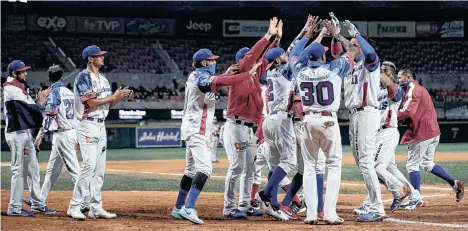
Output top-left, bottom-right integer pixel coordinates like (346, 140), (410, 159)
(23, 197), (32, 206)
(8, 209), (33, 217)
(353, 205), (369, 216)
(400, 197), (424, 211)
(224, 209), (248, 219)
(32, 206), (56, 215)
(239, 204), (263, 217)
(389, 199), (403, 213)
(356, 212), (386, 222)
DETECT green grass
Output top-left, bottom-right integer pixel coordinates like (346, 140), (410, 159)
(1, 143), (467, 163)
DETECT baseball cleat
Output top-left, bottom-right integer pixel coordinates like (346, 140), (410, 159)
(224, 209), (248, 219)
(280, 205), (297, 220)
(171, 206), (183, 219)
(67, 209), (86, 220)
(389, 199), (403, 213)
(265, 204), (289, 221)
(7, 209), (33, 217)
(353, 205), (369, 216)
(317, 211), (324, 221)
(32, 206), (56, 215)
(454, 180), (465, 202)
(177, 206), (204, 224)
(325, 217), (344, 225)
(81, 206), (90, 214)
(22, 197), (32, 206)
(304, 219), (318, 225)
(239, 204), (264, 216)
(250, 199), (261, 210)
(356, 212), (386, 222)
(88, 207), (117, 219)
(298, 201), (307, 214)
(400, 197), (424, 210)
(290, 201), (302, 214)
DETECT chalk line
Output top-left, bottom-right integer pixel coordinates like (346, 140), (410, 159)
(385, 218), (468, 229)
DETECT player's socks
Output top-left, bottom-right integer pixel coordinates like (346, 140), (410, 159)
(264, 167), (287, 205)
(175, 175), (192, 209)
(409, 171), (421, 192)
(185, 172), (208, 209)
(271, 183), (280, 206)
(281, 173), (303, 206)
(316, 174), (324, 212)
(268, 171), (273, 181)
(251, 184), (260, 203)
(431, 165), (456, 187)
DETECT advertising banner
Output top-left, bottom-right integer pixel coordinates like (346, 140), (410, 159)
(76, 17), (124, 34)
(368, 21), (415, 37)
(27, 14), (76, 32)
(416, 21), (464, 38)
(135, 127), (182, 148)
(182, 19), (215, 36)
(4, 14), (26, 31)
(126, 18), (175, 36)
(223, 20), (269, 37)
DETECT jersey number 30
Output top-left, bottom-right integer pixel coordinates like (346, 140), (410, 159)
(300, 81), (334, 106)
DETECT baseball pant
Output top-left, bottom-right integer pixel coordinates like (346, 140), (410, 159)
(263, 112), (297, 175)
(349, 108), (385, 215)
(211, 135), (219, 162)
(223, 118), (256, 214)
(406, 136), (439, 173)
(69, 120), (107, 211)
(183, 134), (213, 178)
(253, 142), (291, 187)
(293, 121), (325, 175)
(41, 129), (81, 202)
(302, 113), (342, 222)
(5, 130), (45, 213)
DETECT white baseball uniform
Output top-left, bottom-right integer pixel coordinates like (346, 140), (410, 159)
(35, 81), (81, 203)
(180, 70), (215, 179)
(361, 85), (418, 206)
(69, 69), (112, 212)
(210, 123), (220, 162)
(344, 56), (384, 215)
(3, 77), (45, 213)
(262, 64), (297, 176)
(296, 53), (353, 222)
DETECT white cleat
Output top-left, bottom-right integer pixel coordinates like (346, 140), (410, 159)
(67, 209), (86, 220)
(264, 205), (289, 221)
(177, 206), (204, 224)
(88, 207), (117, 219)
(171, 206), (183, 219)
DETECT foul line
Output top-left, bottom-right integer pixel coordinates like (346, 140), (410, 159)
(385, 218), (468, 229)
(103, 168), (454, 192)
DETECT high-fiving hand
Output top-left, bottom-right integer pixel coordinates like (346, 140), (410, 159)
(343, 20), (360, 38)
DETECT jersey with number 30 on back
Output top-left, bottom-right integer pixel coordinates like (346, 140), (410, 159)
(295, 54), (353, 113)
(344, 59), (381, 109)
(265, 64), (294, 113)
(43, 82), (77, 132)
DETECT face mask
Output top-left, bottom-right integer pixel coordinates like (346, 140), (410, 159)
(207, 62), (216, 75)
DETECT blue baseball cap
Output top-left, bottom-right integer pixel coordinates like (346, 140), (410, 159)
(235, 47), (250, 63)
(265, 48), (286, 63)
(193, 49), (219, 63)
(305, 43), (329, 61)
(7, 60), (31, 74)
(82, 45), (108, 61)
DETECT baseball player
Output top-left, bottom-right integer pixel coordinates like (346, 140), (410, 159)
(210, 116), (220, 163)
(67, 45), (132, 220)
(353, 61), (417, 215)
(23, 65), (89, 213)
(330, 17), (386, 221)
(396, 69), (464, 208)
(222, 17), (280, 220)
(171, 48), (262, 224)
(294, 20), (354, 225)
(3, 60), (55, 216)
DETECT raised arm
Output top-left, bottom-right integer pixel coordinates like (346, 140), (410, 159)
(397, 82), (419, 120)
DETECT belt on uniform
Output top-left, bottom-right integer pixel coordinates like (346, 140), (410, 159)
(293, 118), (301, 122)
(270, 111), (292, 118)
(86, 117), (104, 123)
(304, 111), (333, 117)
(378, 125), (389, 132)
(349, 106), (378, 114)
(234, 116), (254, 128)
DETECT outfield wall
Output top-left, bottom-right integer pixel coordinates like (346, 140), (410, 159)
(1, 122), (467, 151)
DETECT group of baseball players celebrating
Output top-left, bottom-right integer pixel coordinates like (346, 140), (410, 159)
(4, 45), (133, 219)
(3, 12), (464, 225)
(173, 12), (465, 225)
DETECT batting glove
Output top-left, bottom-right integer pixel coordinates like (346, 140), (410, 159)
(343, 20), (360, 37)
